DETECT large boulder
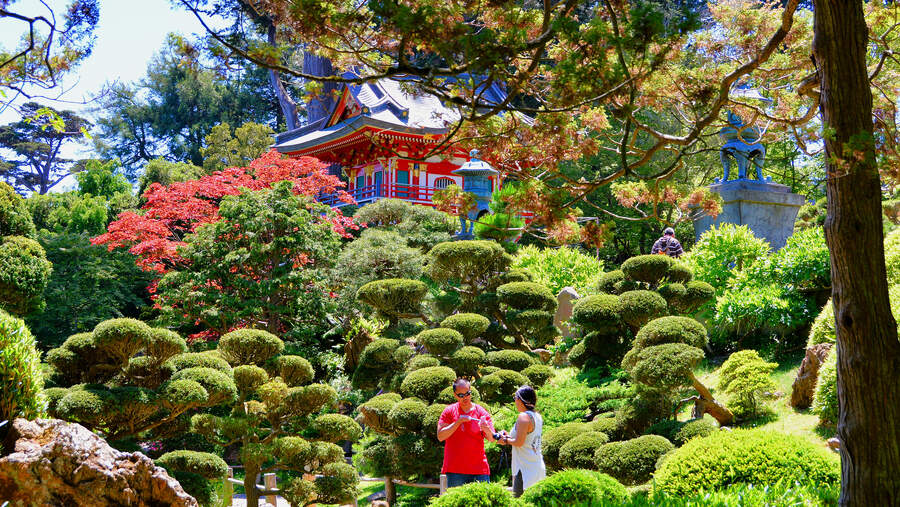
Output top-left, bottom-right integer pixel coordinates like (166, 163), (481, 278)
(0, 418), (198, 506)
(790, 343), (833, 408)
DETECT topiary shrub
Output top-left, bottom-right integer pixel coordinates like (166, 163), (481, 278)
(417, 328), (464, 357)
(358, 393), (402, 433)
(497, 282), (556, 312)
(448, 346), (486, 377)
(92, 318), (153, 363)
(812, 346), (838, 424)
(314, 413), (363, 443)
(618, 290), (668, 329)
(218, 328), (284, 366)
(165, 352), (231, 374)
(654, 429), (841, 495)
(596, 270), (625, 294)
(566, 341), (588, 369)
(485, 350), (535, 371)
(422, 403), (448, 438)
(594, 434), (674, 485)
(478, 369), (529, 402)
(590, 417), (624, 442)
(571, 294), (622, 333)
(429, 480), (520, 507)
(665, 263), (693, 284)
(0, 310), (45, 421)
(632, 316), (707, 350)
(673, 418), (716, 445)
(621, 255), (673, 286)
(0, 182), (36, 238)
(388, 398), (429, 433)
(559, 431), (609, 469)
(521, 364), (553, 389)
(717, 350), (777, 419)
(440, 313), (490, 343)
(0, 236), (52, 315)
(436, 385), (481, 404)
(357, 278), (428, 326)
(678, 281), (715, 313)
(683, 223), (771, 295)
(156, 450), (228, 480)
(542, 422), (589, 470)
(400, 366), (456, 402)
(352, 338), (402, 390)
(407, 354), (442, 372)
(521, 469), (627, 507)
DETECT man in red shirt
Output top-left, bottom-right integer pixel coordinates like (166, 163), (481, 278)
(437, 378), (498, 488)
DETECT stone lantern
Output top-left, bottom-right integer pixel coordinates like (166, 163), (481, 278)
(452, 149), (499, 238)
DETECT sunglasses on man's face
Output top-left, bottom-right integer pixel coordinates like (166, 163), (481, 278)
(455, 391), (471, 398)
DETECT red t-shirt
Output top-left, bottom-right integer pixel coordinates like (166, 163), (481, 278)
(439, 403), (493, 475)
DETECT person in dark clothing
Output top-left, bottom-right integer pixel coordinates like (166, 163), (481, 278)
(651, 227), (684, 258)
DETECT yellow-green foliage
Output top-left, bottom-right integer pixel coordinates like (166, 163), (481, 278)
(559, 431), (609, 469)
(146, 328), (187, 362)
(594, 434), (674, 485)
(0, 236), (52, 315)
(511, 244), (604, 295)
(618, 290), (667, 328)
(92, 318), (152, 363)
(407, 354), (441, 372)
(165, 352), (232, 374)
(542, 422), (589, 470)
(571, 294), (622, 332)
(218, 328), (284, 365)
(388, 398), (428, 433)
(429, 481), (519, 507)
(478, 369), (529, 402)
(0, 311), (45, 420)
(812, 347), (838, 425)
(522, 469), (627, 507)
(356, 278), (427, 320)
(521, 364), (553, 389)
(278, 355), (315, 386)
(485, 350), (535, 371)
(717, 350), (777, 419)
(0, 182), (36, 238)
(621, 255), (674, 286)
(449, 346), (486, 377)
(654, 429), (840, 496)
(440, 313), (490, 343)
(400, 366), (456, 403)
(313, 413), (363, 443)
(156, 450), (229, 480)
(417, 328), (464, 357)
(496, 281), (556, 311)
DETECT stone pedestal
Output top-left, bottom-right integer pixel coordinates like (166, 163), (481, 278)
(693, 179), (806, 250)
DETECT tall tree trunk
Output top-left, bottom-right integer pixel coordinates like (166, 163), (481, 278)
(303, 53), (339, 123)
(267, 24), (300, 131)
(813, 1), (900, 504)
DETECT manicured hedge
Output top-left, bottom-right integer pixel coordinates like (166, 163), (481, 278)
(400, 366), (456, 402)
(594, 434), (674, 485)
(559, 431), (609, 469)
(522, 469), (627, 507)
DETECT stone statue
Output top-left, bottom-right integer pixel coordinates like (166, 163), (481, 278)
(717, 111), (769, 182)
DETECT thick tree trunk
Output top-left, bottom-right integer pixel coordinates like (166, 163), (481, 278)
(813, 1), (900, 504)
(688, 373), (733, 425)
(303, 53), (339, 123)
(267, 25), (300, 131)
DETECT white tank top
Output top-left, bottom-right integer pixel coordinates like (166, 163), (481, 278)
(510, 410), (546, 489)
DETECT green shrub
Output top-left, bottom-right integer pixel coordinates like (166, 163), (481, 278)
(156, 450), (229, 479)
(683, 223), (770, 295)
(594, 434), (673, 485)
(886, 227), (900, 285)
(596, 270), (625, 294)
(654, 429), (840, 496)
(678, 281), (715, 313)
(571, 294), (622, 333)
(429, 481), (519, 507)
(92, 318), (153, 363)
(357, 278), (428, 322)
(408, 354), (442, 371)
(478, 369), (529, 401)
(590, 417), (624, 441)
(165, 352), (232, 374)
(632, 316), (707, 350)
(480, 366), (501, 376)
(521, 364), (553, 389)
(542, 422), (588, 470)
(511, 245), (603, 295)
(631, 480), (839, 506)
(400, 366), (456, 402)
(278, 355), (315, 386)
(559, 431), (609, 469)
(0, 236), (52, 315)
(418, 328), (464, 357)
(673, 419), (716, 445)
(358, 393), (401, 433)
(449, 346), (486, 377)
(618, 290), (667, 328)
(233, 365), (269, 395)
(388, 398), (429, 433)
(427, 240), (512, 285)
(566, 341), (588, 368)
(621, 255), (673, 286)
(812, 346), (838, 424)
(314, 413), (363, 443)
(218, 329), (284, 365)
(717, 350), (777, 419)
(0, 311), (45, 420)
(422, 403), (448, 438)
(522, 469), (627, 507)
(312, 462), (360, 504)
(146, 329), (187, 362)
(0, 182), (35, 238)
(360, 338), (402, 366)
(665, 263), (693, 284)
(497, 281), (557, 311)
(440, 313), (490, 343)
(485, 350), (535, 371)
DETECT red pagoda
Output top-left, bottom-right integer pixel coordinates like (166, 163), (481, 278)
(273, 76), (510, 209)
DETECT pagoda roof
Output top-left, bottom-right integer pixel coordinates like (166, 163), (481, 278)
(273, 74), (511, 156)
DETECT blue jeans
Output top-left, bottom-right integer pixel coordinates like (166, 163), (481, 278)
(445, 472), (491, 488)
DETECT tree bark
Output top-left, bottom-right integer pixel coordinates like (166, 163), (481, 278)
(267, 24), (300, 131)
(688, 373), (733, 425)
(813, 1), (900, 504)
(303, 53), (339, 123)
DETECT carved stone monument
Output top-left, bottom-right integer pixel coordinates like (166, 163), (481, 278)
(693, 110), (805, 250)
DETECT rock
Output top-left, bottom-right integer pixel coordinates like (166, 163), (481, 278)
(554, 287), (580, 339)
(827, 437), (841, 451)
(790, 343), (833, 408)
(532, 348), (552, 363)
(0, 418), (198, 506)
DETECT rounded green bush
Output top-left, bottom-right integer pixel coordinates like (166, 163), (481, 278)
(441, 313), (491, 343)
(567, 341), (588, 368)
(590, 417), (624, 441)
(314, 461), (359, 504)
(55, 385), (112, 423)
(624, 343), (705, 387)
(0, 311), (45, 420)
(157, 450), (228, 479)
(480, 365), (501, 376)
(233, 365), (269, 395)
(665, 263), (693, 283)
(278, 355), (315, 386)
(485, 350), (535, 371)
(654, 429), (841, 495)
(622, 255), (673, 285)
(543, 422), (589, 470)
(478, 369), (529, 402)
(43, 387), (68, 413)
(437, 385), (481, 404)
(165, 352), (232, 374)
(285, 384), (337, 416)
(595, 434), (674, 485)
(633, 316), (707, 350)
(596, 270), (625, 294)
(388, 398), (429, 433)
(808, 301), (835, 347)
(559, 431), (610, 469)
(418, 328), (464, 357)
(92, 318), (153, 362)
(358, 393), (401, 433)
(657, 282), (686, 302)
(392, 344), (415, 364)
(522, 469), (627, 507)
(645, 419), (684, 442)
(571, 294), (622, 333)
(170, 367), (237, 404)
(146, 328), (186, 362)
(497, 281), (556, 311)
(314, 413), (363, 443)
(521, 364), (553, 389)
(0, 182), (36, 238)
(449, 346), (486, 377)
(400, 366), (456, 402)
(429, 480), (519, 507)
(679, 281), (715, 312)
(408, 354), (442, 371)
(357, 278), (427, 316)
(618, 290), (668, 328)
(358, 338), (401, 368)
(812, 346), (838, 424)
(392, 432), (444, 478)
(427, 240), (511, 283)
(218, 328), (284, 365)
(673, 418), (716, 445)
(423, 403), (448, 438)
(162, 378), (209, 405)
(0, 236), (51, 315)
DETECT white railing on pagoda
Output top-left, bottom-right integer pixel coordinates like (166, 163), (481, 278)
(319, 183), (442, 208)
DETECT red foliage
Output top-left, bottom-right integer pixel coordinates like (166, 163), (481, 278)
(92, 151), (356, 273)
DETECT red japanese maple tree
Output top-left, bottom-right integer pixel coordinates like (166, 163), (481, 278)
(92, 151), (356, 273)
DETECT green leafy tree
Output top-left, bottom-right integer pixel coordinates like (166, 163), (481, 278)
(0, 102), (90, 194)
(0, 236), (52, 316)
(201, 121), (274, 173)
(0, 181), (36, 238)
(137, 158), (206, 198)
(717, 350), (777, 420)
(0, 310), (45, 421)
(75, 159), (133, 199)
(154, 181), (341, 342)
(353, 198), (456, 251)
(191, 329), (361, 507)
(683, 224), (771, 296)
(511, 244), (604, 295)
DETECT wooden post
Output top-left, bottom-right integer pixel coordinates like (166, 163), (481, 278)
(223, 468), (234, 507)
(439, 474), (448, 496)
(384, 477), (396, 505)
(264, 473), (277, 506)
